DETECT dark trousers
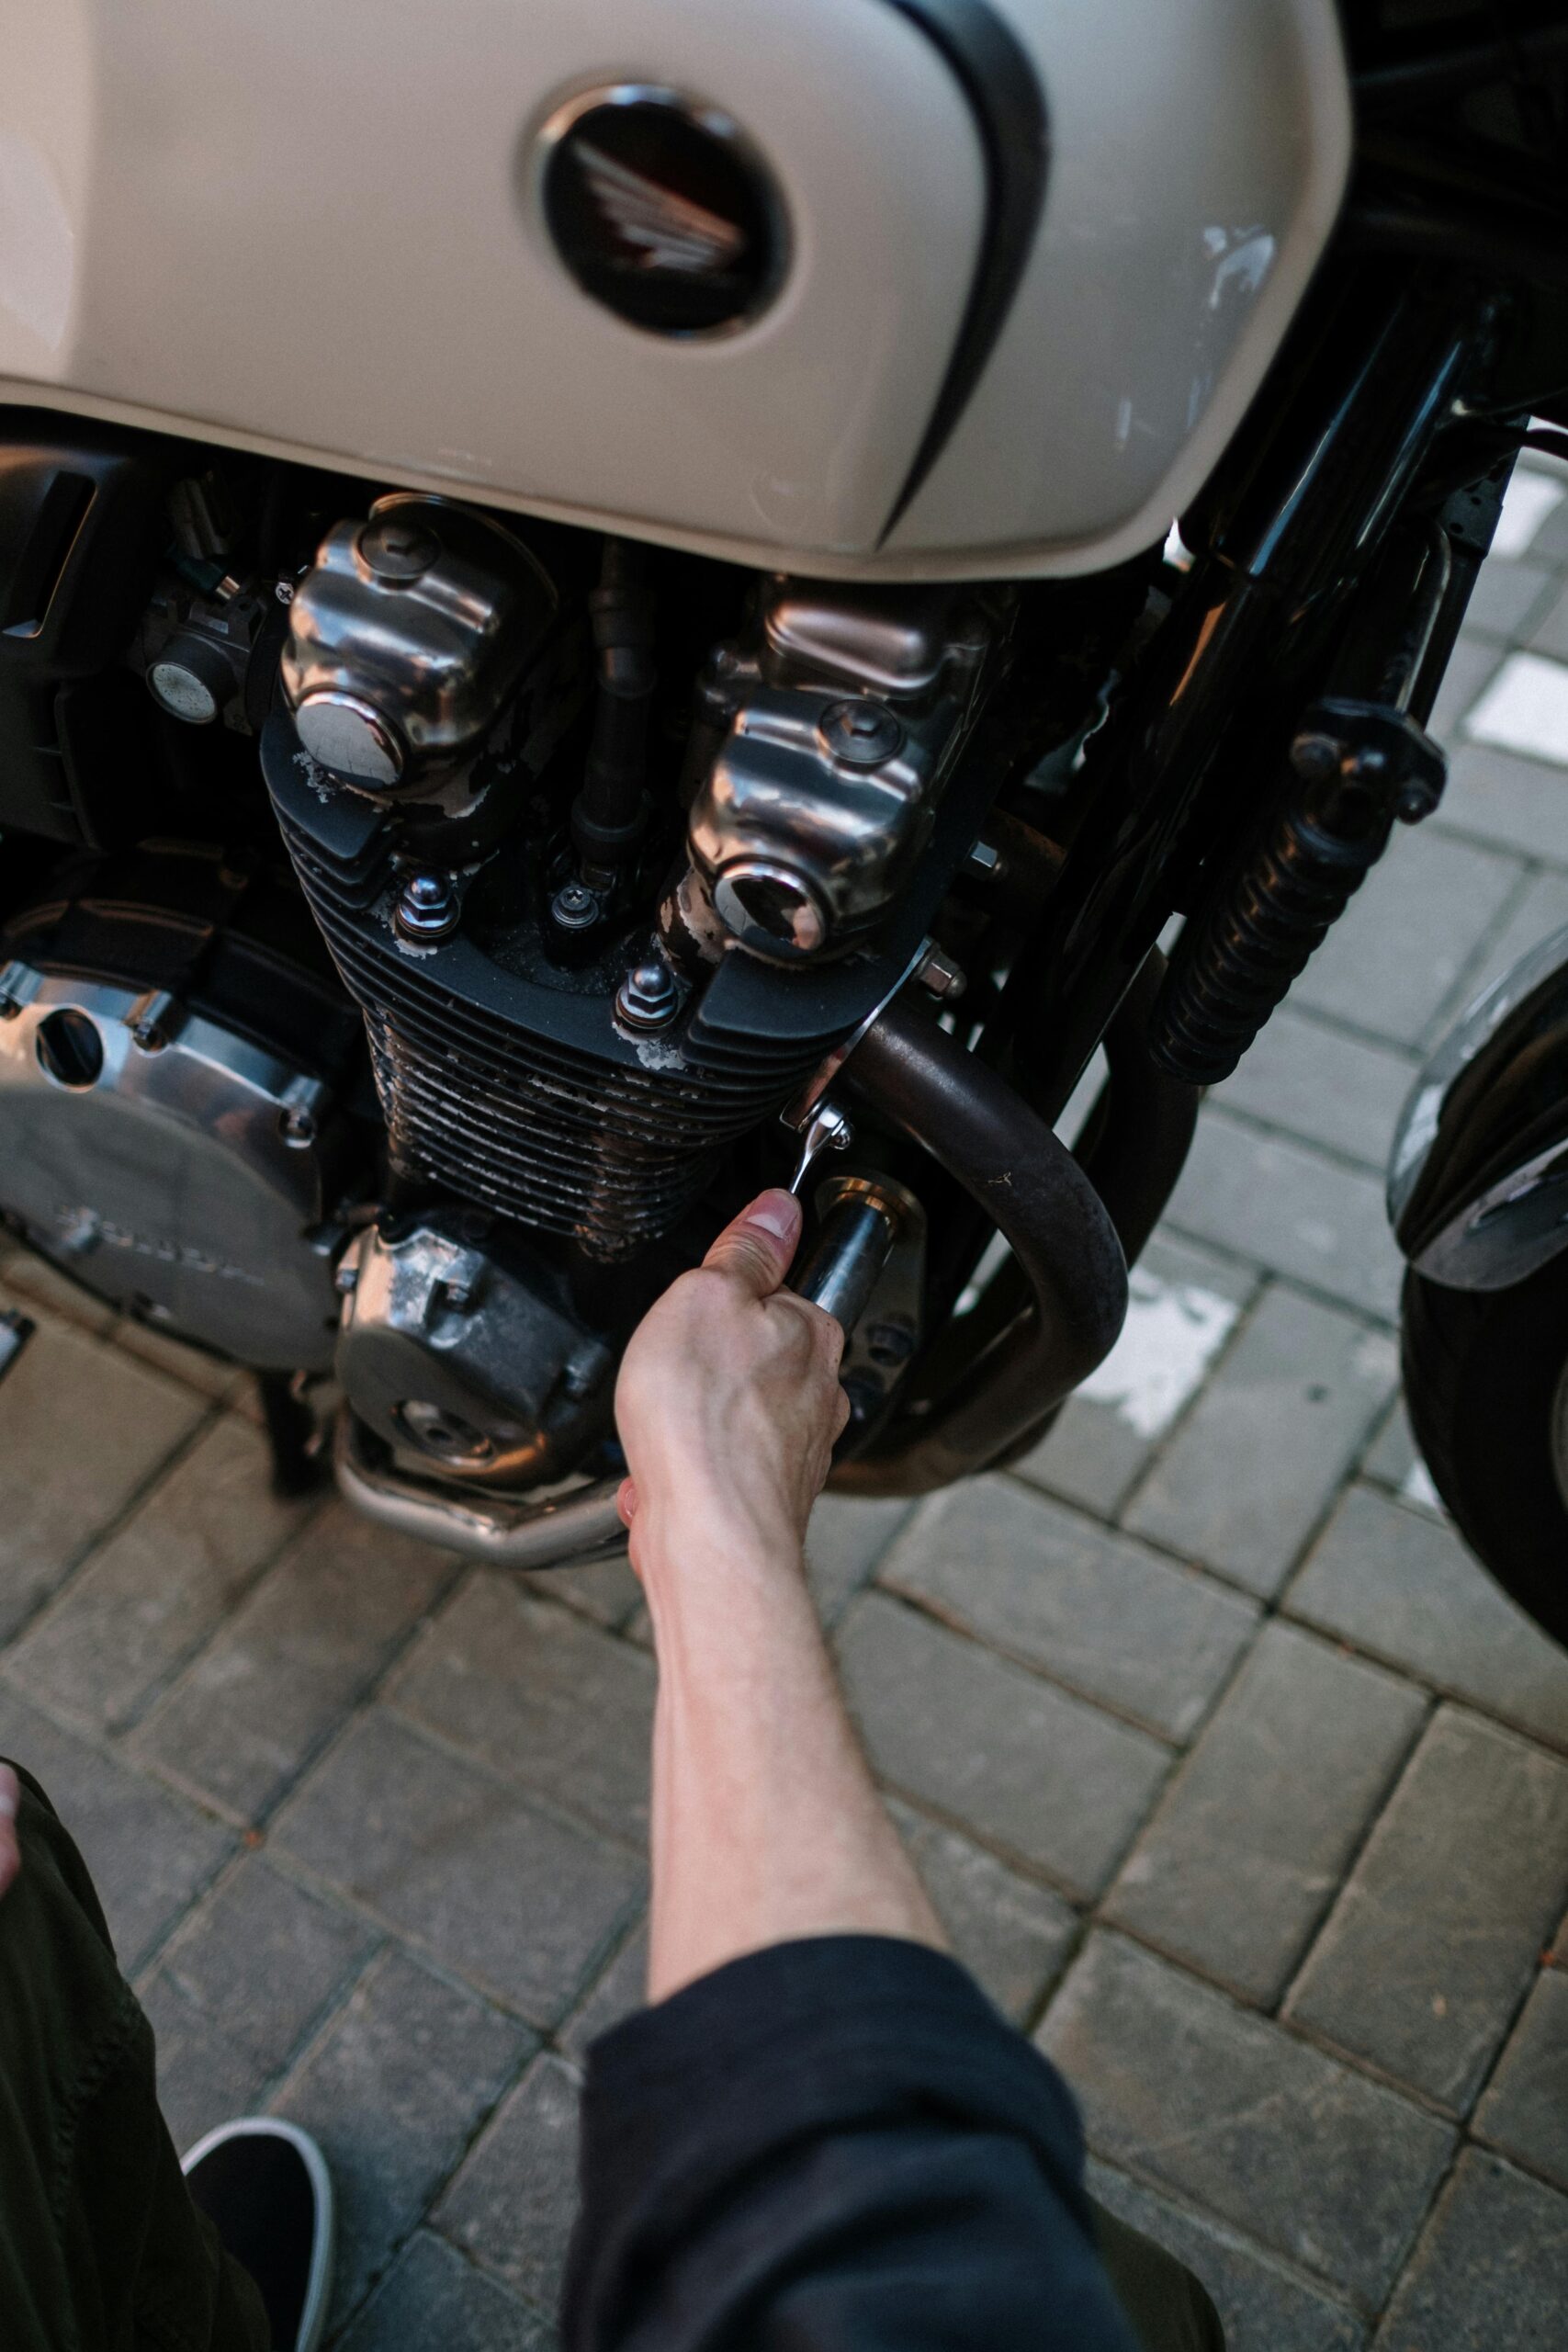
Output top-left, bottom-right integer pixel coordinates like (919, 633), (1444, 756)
(0, 1763), (1219, 2351)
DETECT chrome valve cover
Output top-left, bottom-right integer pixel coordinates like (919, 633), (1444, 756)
(281, 494), (558, 791)
(686, 583), (992, 960)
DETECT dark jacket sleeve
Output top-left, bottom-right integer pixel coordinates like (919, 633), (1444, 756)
(563, 1934), (1139, 2352)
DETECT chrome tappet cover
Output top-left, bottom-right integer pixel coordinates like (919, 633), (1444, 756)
(0, 961), (345, 1370)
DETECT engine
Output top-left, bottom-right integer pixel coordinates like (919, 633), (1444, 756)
(0, 432), (1013, 1520)
(265, 497), (994, 1266)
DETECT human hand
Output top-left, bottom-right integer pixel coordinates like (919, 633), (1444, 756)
(615, 1189), (850, 1576)
(0, 1765), (19, 1904)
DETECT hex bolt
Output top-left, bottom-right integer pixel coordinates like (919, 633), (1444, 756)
(865, 1319), (917, 1368)
(551, 878), (601, 933)
(358, 514), (441, 582)
(915, 944), (966, 1001)
(818, 697), (905, 768)
(964, 837), (1003, 878)
(334, 1260), (359, 1295)
(278, 1105), (317, 1148)
(395, 871), (461, 944)
(1291, 730), (1342, 783)
(615, 956), (680, 1032)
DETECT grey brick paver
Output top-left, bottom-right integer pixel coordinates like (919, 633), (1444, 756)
(882, 1479), (1257, 1740)
(1041, 1932), (1455, 2306)
(273, 1711), (644, 2024)
(435, 2053), (581, 2314)
(1215, 1010), (1420, 1172)
(1473, 1966), (1568, 2191)
(1436, 741), (1568, 867)
(1017, 1236), (1256, 1521)
(0, 1687), (232, 1973)
(890, 1798), (1077, 2022)
(1290, 824), (1522, 1044)
(1105, 1623), (1427, 2004)
(0, 1317), (204, 1641)
(1374, 2150), (1568, 2349)
(8, 1418), (310, 1730)
(1086, 2162), (1368, 2352)
(389, 1577), (654, 1846)
(1124, 1290), (1398, 1597)
(1461, 554), (1559, 641)
(273, 1947), (531, 2329)
(1427, 633), (1501, 738)
(559, 1919), (649, 2060)
(141, 1973), (271, 2154)
(1165, 1114), (1404, 1320)
(837, 1592), (1170, 1896)
(1286, 1485), (1568, 1751)
(1287, 1710), (1568, 2111)
(340, 2233), (553, 2352)
(152, 1853), (376, 2069)
(1529, 577), (1568, 662)
(1423, 865), (1568, 1039)
(131, 1501), (456, 1820)
(805, 1493), (915, 1622)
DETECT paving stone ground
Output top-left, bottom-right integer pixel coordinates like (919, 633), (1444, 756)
(6, 458), (1568, 2347)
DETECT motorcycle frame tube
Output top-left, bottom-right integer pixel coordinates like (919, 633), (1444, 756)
(830, 991), (1127, 1496)
(334, 1412), (630, 1569)
(1016, 268), (1491, 1125)
(887, 945), (1197, 1446)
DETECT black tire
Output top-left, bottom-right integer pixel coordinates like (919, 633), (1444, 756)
(1401, 1259), (1568, 1647)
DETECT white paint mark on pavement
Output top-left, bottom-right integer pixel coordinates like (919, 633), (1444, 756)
(1077, 1268), (1240, 1440)
(1464, 650), (1568, 767)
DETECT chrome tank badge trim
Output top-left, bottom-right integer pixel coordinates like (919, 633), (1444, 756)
(536, 85), (787, 336)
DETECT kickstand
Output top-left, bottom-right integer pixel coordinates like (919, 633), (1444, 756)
(254, 1373), (329, 1499)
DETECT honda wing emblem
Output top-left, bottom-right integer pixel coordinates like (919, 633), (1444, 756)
(575, 141), (748, 275)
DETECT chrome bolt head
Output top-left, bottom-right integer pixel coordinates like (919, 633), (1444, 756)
(818, 697), (904, 768)
(916, 944), (966, 1001)
(357, 514), (441, 582)
(551, 879), (601, 933)
(616, 957), (680, 1032)
(395, 871), (461, 944)
(278, 1105), (317, 1148)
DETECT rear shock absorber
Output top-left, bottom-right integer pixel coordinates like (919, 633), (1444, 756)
(1149, 524), (1451, 1087)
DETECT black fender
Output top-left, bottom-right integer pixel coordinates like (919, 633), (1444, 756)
(1389, 924), (1568, 1292)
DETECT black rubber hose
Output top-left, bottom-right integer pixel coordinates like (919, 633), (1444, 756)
(838, 995), (1128, 1493)
(571, 539), (655, 873)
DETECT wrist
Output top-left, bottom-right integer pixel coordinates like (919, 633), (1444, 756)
(635, 1489), (808, 1618)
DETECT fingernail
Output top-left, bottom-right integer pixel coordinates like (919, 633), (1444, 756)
(0, 1788), (15, 1821)
(747, 1191), (801, 1244)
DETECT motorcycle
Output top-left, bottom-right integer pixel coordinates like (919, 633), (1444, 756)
(1, 3), (1566, 1628)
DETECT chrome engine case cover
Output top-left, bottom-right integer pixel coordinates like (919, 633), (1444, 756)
(0, 962), (344, 1370)
(336, 1213), (614, 1486)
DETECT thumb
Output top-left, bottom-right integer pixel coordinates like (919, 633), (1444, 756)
(703, 1189), (802, 1296)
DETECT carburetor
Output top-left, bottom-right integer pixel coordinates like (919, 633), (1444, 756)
(680, 581), (993, 963)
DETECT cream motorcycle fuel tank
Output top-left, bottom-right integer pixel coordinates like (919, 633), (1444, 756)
(0, 1), (1349, 581)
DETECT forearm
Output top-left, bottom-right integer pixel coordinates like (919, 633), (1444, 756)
(639, 1506), (944, 2004)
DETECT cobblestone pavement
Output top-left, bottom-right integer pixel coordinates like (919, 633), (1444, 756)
(6, 458), (1568, 2350)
